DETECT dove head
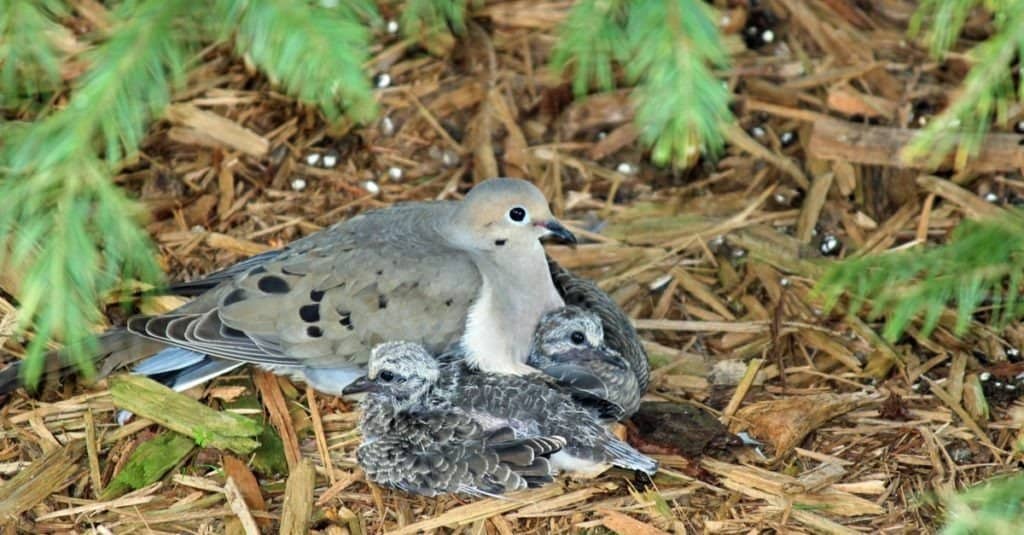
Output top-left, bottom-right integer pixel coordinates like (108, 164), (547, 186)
(343, 341), (440, 411)
(449, 178), (576, 255)
(532, 306), (627, 370)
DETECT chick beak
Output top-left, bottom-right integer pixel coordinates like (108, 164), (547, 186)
(537, 220), (577, 245)
(342, 376), (380, 395)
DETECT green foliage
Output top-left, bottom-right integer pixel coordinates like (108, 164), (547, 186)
(101, 432), (195, 499)
(401, 0), (471, 38)
(0, 0), (69, 107)
(818, 213), (1024, 342)
(904, 0), (1024, 168)
(940, 474), (1024, 535)
(551, 0), (732, 167)
(221, 0), (378, 122)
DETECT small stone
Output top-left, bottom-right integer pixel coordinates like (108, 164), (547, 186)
(709, 235), (725, 247)
(322, 153), (338, 168)
(305, 153), (321, 166)
(380, 116), (395, 136)
(191, 225), (205, 233)
(773, 192), (788, 205)
(375, 73), (392, 88)
(441, 150), (460, 167)
(751, 126), (766, 138)
(746, 25), (759, 36)
(1008, 383), (1017, 390)
(596, 131), (608, 140)
(386, 20), (400, 34)
(983, 192), (1000, 203)
(363, 180), (380, 195)
(780, 131), (796, 146)
(820, 235), (841, 256)
(917, 116), (929, 127)
(649, 274), (673, 291)
(1008, 348), (1020, 358)
(616, 162), (637, 175)
(761, 29), (774, 43)
(291, 178), (307, 191)
(720, 15), (731, 26)
(1015, 120), (1024, 134)
(780, 277), (791, 287)
(980, 372), (992, 382)
(731, 248), (747, 259)
(387, 166), (404, 181)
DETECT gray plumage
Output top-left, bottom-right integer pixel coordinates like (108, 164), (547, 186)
(358, 341), (658, 478)
(546, 259), (649, 396)
(527, 306), (641, 421)
(348, 342), (565, 497)
(0, 178), (577, 395)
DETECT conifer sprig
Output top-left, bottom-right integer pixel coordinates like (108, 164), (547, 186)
(0, 0), (70, 107)
(0, 0), (190, 385)
(904, 0), (1024, 167)
(818, 212), (1024, 341)
(221, 0), (378, 123)
(551, 0), (732, 167)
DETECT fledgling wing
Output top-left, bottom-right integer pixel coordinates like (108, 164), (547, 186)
(356, 432), (565, 497)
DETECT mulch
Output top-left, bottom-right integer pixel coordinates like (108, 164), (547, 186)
(2, 1), (1023, 533)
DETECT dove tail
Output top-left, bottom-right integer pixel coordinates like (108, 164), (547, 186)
(0, 329), (166, 395)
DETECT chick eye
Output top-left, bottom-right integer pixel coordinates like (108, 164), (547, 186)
(379, 370), (395, 382)
(570, 331), (586, 345)
(508, 206), (527, 223)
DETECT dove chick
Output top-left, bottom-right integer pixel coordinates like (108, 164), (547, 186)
(528, 306), (642, 422)
(350, 341), (658, 479)
(348, 342), (565, 497)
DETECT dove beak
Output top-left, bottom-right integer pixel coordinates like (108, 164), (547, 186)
(342, 376), (380, 395)
(537, 220), (577, 245)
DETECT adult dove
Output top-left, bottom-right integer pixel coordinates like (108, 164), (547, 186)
(0, 178), (576, 395)
(354, 342), (565, 497)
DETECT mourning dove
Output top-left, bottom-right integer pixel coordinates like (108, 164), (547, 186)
(0, 178), (577, 395)
(527, 306), (641, 421)
(346, 341), (658, 478)
(352, 342), (565, 497)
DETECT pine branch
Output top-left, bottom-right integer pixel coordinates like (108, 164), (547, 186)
(0, 1), (191, 385)
(940, 473), (1024, 534)
(0, 0), (69, 106)
(551, 0), (732, 167)
(903, 2), (1024, 168)
(817, 213), (1024, 342)
(401, 0), (470, 36)
(220, 0), (378, 123)
(908, 0), (979, 58)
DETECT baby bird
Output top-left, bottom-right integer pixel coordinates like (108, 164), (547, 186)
(349, 341), (658, 480)
(527, 306), (641, 421)
(347, 342), (565, 497)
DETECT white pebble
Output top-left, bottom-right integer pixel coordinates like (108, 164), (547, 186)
(820, 235), (841, 255)
(363, 180), (380, 194)
(761, 29), (775, 43)
(780, 131), (795, 145)
(1015, 120), (1024, 133)
(780, 277), (791, 287)
(375, 73), (392, 88)
(980, 372), (992, 382)
(731, 248), (747, 259)
(751, 126), (766, 138)
(387, 166), (404, 181)
(191, 225), (205, 233)
(720, 15), (731, 26)
(596, 131), (608, 140)
(386, 20), (399, 34)
(441, 150), (460, 167)
(773, 192), (788, 204)
(291, 178), (307, 191)
(380, 116), (395, 136)
(1009, 348), (1020, 358)
(322, 154), (338, 168)
(305, 153), (321, 166)
(616, 162), (636, 175)
(649, 274), (673, 291)
(1008, 383), (1017, 390)
(984, 192), (1000, 203)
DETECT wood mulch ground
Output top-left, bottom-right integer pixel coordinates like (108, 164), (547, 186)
(3, 1), (1024, 533)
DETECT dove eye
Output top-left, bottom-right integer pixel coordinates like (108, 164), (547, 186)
(507, 206), (527, 223)
(378, 371), (395, 382)
(570, 331), (586, 345)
